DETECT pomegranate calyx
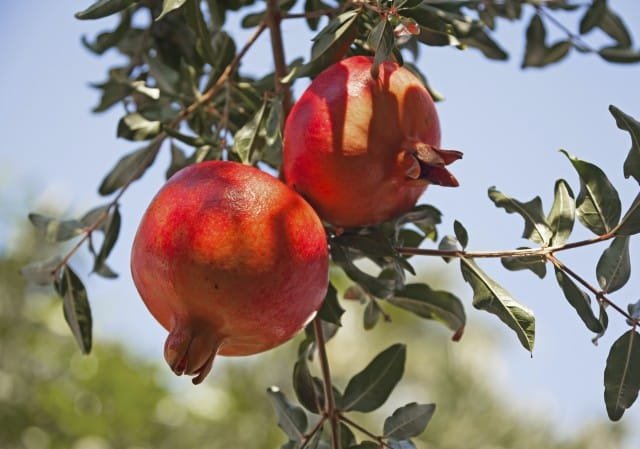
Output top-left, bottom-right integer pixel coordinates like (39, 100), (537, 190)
(164, 323), (223, 384)
(408, 143), (462, 187)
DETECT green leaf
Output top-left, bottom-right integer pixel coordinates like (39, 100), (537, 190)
(389, 284), (465, 338)
(547, 179), (576, 246)
(628, 299), (640, 321)
(340, 344), (406, 412)
(157, 0), (188, 21)
(21, 256), (62, 286)
(453, 220), (468, 249)
(561, 150), (621, 235)
(363, 300), (382, 330)
(267, 387), (308, 441)
(293, 356), (324, 414)
(383, 403), (436, 440)
(262, 96), (284, 168)
(438, 235), (460, 263)
(387, 440), (417, 449)
(93, 207), (121, 278)
(317, 283), (344, 326)
(340, 422), (356, 449)
(522, 14), (547, 68)
(599, 47), (640, 64)
(501, 251), (547, 279)
(368, 18), (395, 78)
(542, 40), (572, 65)
(166, 143), (189, 179)
(461, 28), (508, 61)
(616, 193), (640, 235)
(75, 0), (137, 20)
(596, 236), (630, 293)
(604, 330), (640, 421)
(81, 10), (131, 54)
(593, 304), (609, 345)
(349, 442), (379, 449)
(609, 105), (640, 184)
(554, 267), (603, 333)
(54, 266), (92, 354)
(117, 113), (161, 141)
(488, 187), (552, 245)
(579, 0), (606, 34)
(28, 214), (85, 242)
(99, 141), (161, 195)
(330, 244), (396, 299)
(232, 101), (268, 164)
(282, 10), (360, 82)
(460, 259), (535, 352)
(598, 8), (632, 48)
(184, 0), (218, 66)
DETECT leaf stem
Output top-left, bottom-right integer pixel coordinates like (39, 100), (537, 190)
(535, 5), (595, 52)
(313, 318), (341, 449)
(266, 0), (293, 115)
(298, 417), (327, 449)
(338, 414), (393, 449)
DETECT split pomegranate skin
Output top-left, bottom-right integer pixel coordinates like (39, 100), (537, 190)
(131, 161), (329, 384)
(283, 56), (461, 228)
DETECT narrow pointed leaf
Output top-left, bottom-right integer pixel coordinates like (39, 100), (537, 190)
(389, 284), (465, 338)
(117, 113), (161, 141)
(75, 0), (137, 20)
(596, 237), (630, 293)
(317, 283), (344, 326)
(599, 47), (640, 64)
(604, 330), (640, 421)
(579, 0), (606, 34)
(460, 259), (535, 352)
(488, 187), (552, 245)
(609, 105), (640, 184)
(293, 357), (324, 414)
(267, 387), (308, 441)
(368, 19), (394, 78)
(363, 300), (381, 330)
(341, 344), (406, 412)
(599, 8), (632, 48)
(394, 205), (442, 241)
(522, 14), (546, 68)
(383, 403), (436, 440)
(99, 142), (160, 195)
(157, 0), (188, 21)
(94, 207), (121, 277)
(453, 220), (468, 249)
(54, 266), (92, 354)
(232, 101), (268, 164)
(547, 179), (575, 246)
(561, 150), (621, 235)
(593, 304), (609, 345)
(554, 267), (603, 333)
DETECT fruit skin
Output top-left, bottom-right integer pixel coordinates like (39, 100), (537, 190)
(283, 55), (461, 228)
(131, 161), (329, 384)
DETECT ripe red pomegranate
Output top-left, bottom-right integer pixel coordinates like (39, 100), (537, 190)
(283, 55), (461, 227)
(131, 161), (329, 384)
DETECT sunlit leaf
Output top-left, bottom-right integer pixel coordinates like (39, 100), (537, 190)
(394, 204), (442, 241)
(157, 0), (188, 21)
(368, 18), (394, 78)
(389, 283), (465, 338)
(21, 256), (62, 286)
(488, 187), (552, 245)
(267, 387), (308, 441)
(561, 150), (621, 235)
(340, 344), (406, 412)
(604, 330), (640, 421)
(54, 266), (92, 354)
(596, 236), (630, 293)
(438, 235), (460, 263)
(554, 267), (603, 333)
(75, 0), (137, 20)
(609, 105), (640, 184)
(460, 259), (535, 352)
(547, 179), (575, 246)
(232, 101), (268, 164)
(117, 113), (161, 141)
(383, 403), (435, 440)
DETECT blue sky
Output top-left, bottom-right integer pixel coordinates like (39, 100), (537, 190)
(1, 1), (640, 446)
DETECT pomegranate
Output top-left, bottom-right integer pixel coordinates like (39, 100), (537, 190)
(131, 161), (329, 384)
(283, 55), (461, 227)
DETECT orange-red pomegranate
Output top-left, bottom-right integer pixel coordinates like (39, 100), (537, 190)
(284, 56), (462, 227)
(131, 161), (329, 384)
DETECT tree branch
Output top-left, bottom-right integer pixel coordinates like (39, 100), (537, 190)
(338, 414), (393, 449)
(266, 0), (293, 115)
(313, 318), (341, 449)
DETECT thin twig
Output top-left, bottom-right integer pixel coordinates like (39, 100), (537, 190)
(546, 253), (638, 324)
(536, 5), (595, 52)
(266, 0), (293, 115)
(282, 8), (337, 20)
(297, 417), (327, 449)
(396, 232), (613, 259)
(313, 318), (341, 449)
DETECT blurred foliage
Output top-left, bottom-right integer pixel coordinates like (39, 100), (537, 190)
(1, 219), (628, 449)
